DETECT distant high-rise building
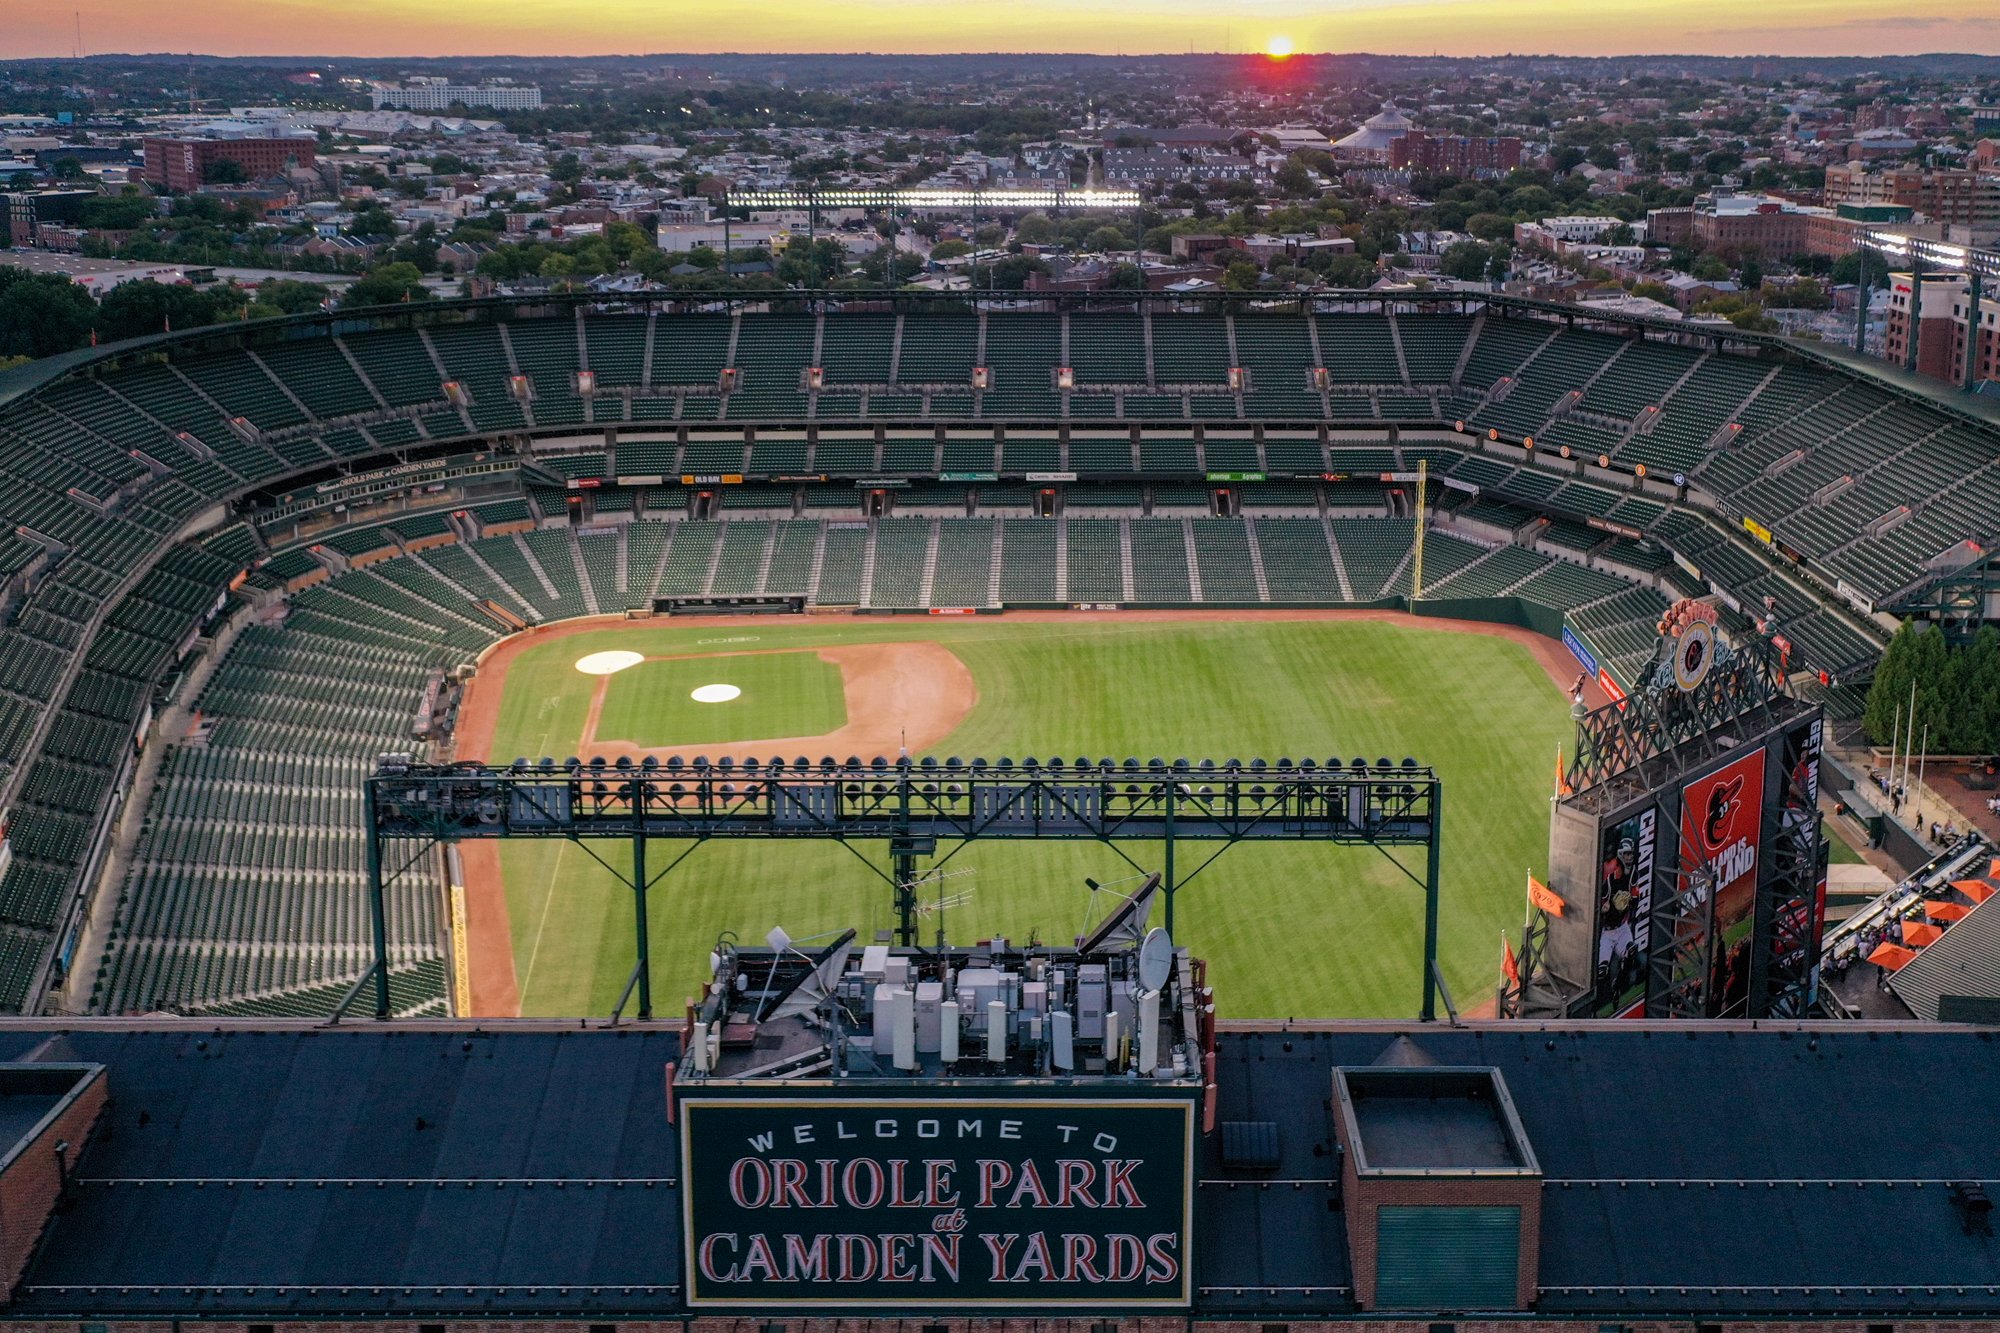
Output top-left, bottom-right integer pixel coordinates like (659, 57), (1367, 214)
(369, 79), (543, 112)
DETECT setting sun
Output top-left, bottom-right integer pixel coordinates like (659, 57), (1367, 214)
(1264, 34), (1294, 58)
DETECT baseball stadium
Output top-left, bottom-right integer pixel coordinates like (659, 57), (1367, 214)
(0, 289), (1997, 1328)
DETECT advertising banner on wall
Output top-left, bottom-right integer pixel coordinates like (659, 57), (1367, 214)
(1680, 747), (1768, 1016)
(1592, 802), (1657, 1017)
(682, 1095), (1194, 1309)
(1764, 715), (1828, 1009)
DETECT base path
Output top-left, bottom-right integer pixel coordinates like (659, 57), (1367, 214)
(448, 607), (1609, 1018)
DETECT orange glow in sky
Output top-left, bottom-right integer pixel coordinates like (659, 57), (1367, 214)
(1264, 35), (1295, 60)
(6, 0), (2000, 58)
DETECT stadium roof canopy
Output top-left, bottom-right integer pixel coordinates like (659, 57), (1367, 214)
(3, 1020), (1997, 1322)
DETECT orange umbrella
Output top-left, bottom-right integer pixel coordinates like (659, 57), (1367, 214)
(1867, 942), (1918, 970)
(1926, 901), (1972, 922)
(1955, 880), (1996, 904)
(1902, 922), (1944, 948)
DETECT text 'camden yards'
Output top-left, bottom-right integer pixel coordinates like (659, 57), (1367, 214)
(681, 1098), (1194, 1307)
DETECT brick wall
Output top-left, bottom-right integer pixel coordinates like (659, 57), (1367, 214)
(1331, 1086), (1539, 1312)
(0, 1067), (107, 1302)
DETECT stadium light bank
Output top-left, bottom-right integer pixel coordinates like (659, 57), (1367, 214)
(1862, 228), (2000, 282)
(726, 186), (1143, 211)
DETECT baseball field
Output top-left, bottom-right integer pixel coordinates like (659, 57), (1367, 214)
(458, 610), (1587, 1020)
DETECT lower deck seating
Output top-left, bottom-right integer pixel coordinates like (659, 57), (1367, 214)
(80, 503), (1740, 1018)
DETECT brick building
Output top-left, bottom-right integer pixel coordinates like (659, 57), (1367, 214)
(141, 135), (316, 192)
(1648, 191), (1830, 256)
(1824, 163), (2000, 237)
(1389, 131), (1523, 176)
(0, 188), (95, 246)
(1885, 272), (2000, 388)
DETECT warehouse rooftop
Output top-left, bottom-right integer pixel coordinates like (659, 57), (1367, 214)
(0, 1020), (1994, 1322)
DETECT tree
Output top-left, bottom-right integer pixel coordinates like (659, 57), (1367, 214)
(1104, 262), (1146, 292)
(94, 280), (233, 343)
(341, 262), (432, 308)
(251, 279), (333, 315)
(1273, 157), (1315, 197)
(928, 239), (972, 261)
(1439, 240), (1491, 282)
(78, 192), (157, 230)
(1221, 257), (1263, 291)
(0, 271), (97, 358)
(347, 204), (395, 239)
(203, 156), (249, 185)
(1084, 225), (1131, 253)
(1830, 249), (1889, 290)
(1690, 253), (1732, 282)
(1602, 222), (1636, 246)
(1324, 253), (1377, 288)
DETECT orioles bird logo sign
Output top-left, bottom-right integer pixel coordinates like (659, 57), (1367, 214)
(1702, 775), (1747, 853)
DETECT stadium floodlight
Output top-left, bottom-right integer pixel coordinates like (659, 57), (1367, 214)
(1863, 228), (2000, 282)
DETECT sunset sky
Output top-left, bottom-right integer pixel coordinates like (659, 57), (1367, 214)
(5, 0), (2000, 60)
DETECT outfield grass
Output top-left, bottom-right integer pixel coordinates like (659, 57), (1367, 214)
(596, 651), (846, 747)
(486, 617), (1573, 1019)
(1824, 819), (1865, 865)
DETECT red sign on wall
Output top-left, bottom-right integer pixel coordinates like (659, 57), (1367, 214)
(1679, 747), (1766, 1015)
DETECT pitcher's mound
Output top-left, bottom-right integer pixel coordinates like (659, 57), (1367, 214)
(575, 649), (644, 675)
(690, 683), (742, 703)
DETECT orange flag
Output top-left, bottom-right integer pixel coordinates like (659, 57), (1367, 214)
(1555, 746), (1571, 797)
(1528, 873), (1566, 917)
(1501, 932), (1520, 988)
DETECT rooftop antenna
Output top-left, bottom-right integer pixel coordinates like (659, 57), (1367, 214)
(908, 867), (977, 950)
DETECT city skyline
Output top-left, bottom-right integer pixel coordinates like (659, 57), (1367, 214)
(5, 0), (2000, 61)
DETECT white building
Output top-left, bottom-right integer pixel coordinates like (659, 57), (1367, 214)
(370, 80), (543, 112)
(1534, 215), (1626, 242)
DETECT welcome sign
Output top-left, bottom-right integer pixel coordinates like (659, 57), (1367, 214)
(681, 1095), (1195, 1308)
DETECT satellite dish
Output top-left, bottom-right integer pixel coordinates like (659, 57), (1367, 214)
(1077, 874), (1161, 954)
(762, 929), (859, 1022)
(1136, 927), (1174, 992)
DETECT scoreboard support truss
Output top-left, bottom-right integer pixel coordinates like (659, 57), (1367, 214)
(360, 754), (1444, 1022)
